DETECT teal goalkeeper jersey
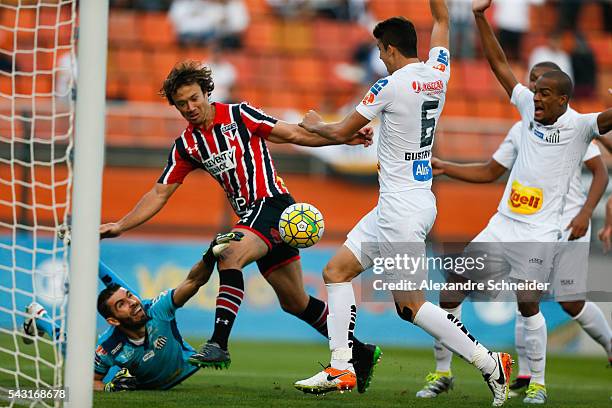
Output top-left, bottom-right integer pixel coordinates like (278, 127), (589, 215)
(94, 289), (198, 390)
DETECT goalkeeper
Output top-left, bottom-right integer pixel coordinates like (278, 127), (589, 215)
(23, 231), (243, 391)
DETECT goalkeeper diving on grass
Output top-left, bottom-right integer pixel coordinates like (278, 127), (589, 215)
(21, 231), (243, 391)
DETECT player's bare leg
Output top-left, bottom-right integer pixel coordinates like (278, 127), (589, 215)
(294, 246), (382, 394)
(189, 229), (268, 369)
(516, 288), (547, 404)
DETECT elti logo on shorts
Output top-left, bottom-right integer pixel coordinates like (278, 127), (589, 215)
(413, 160), (432, 181)
(508, 181), (543, 214)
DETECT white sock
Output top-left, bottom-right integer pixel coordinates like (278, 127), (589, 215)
(326, 282), (355, 371)
(573, 302), (612, 360)
(414, 302), (495, 374)
(515, 309), (531, 378)
(434, 304), (462, 373)
(523, 312), (547, 385)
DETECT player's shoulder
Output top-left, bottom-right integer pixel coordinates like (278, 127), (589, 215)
(426, 46), (450, 72)
(97, 326), (125, 357)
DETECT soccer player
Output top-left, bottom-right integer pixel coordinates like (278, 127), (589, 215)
(419, 0), (612, 403)
(418, 64), (611, 401)
(22, 232), (242, 391)
(294, 1), (514, 405)
(98, 61), (381, 393)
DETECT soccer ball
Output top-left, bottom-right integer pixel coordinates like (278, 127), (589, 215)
(278, 203), (324, 248)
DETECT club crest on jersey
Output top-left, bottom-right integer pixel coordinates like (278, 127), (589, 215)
(362, 78), (389, 105)
(153, 336), (167, 350)
(221, 123), (238, 140)
(533, 127), (560, 144)
(203, 146), (237, 176)
(413, 160), (432, 181)
(508, 181), (543, 214)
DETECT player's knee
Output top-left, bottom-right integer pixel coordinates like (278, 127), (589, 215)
(323, 262), (347, 284)
(559, 300), (584, 317)
(218, 253), (246, 270)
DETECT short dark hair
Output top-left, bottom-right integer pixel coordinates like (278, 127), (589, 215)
(532, 61), (561, 72)
(373, 16), (417, 58)
(97, 284), (121, 319)
(541, 70), (574, 99)
(160, 60), (215, 106)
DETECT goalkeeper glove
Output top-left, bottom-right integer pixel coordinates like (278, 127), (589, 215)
(202, 231), (244, 268)
(104, 368), (138, 392)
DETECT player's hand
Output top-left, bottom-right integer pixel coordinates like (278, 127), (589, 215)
(598, 224), (612, 253)
(103, 368), (138, 392)
(472, 0), (492, 13)
(58, 224), (71, 246)
(431, 157), (445, 176)
(100, 223), (122, 239)
(566, 210), (590, 241)
(202, 231), (245, 267)
(347, 126), (374, 147)
(299, 110), (323, 133)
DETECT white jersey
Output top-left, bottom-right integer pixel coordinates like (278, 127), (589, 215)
(356, 47), (451, 193)
(492, 120), (602, 225)
(498, 84), (602, 228)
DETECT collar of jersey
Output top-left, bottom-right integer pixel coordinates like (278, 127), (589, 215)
(535, 105), (573, 128)
(189, 102), (228, 131)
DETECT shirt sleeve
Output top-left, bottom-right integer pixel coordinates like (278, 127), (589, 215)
(492, 122), (521, 169)
(146, 289), (178, 321)
(94, 344), (113, 375)
(583, 141), (601, 162)
(356, 77), (395, 121)
(157, 142), (196, 184)
(239, 103), (279, 139)
(424, 47), (451, 80)
(576, 112), (601, 141)
(510, 83), (534, 122)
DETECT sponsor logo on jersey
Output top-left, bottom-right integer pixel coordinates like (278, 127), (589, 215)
(508, 181), (543, 214)
(405, 150), (432, 161)
(362, 78), (389, 105)
(152, 290), (168, 305)
(111, 342), (123, 356)
(436, 49), (449, 66)
(203, 146), (236, 176)
(143, 350), (155, 362)
(413, 160), (432, 181)
(221, 123), (238, 140)
(154, 336), (167, 350)
(412, 80), (444, 95)
(432, 63), (446, 72)
(96, 345), (107, 356)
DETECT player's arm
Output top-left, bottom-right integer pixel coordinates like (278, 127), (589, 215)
(472, 0), (519, 97)
(429, 0), (450, 50)
(172, 232), (244, 307)
(266, 114), (373, 147)
(596, 109), (612, 152)
(99, 183), (179, 239)
(599, 196), (612, 253)
(296, 110), (373, 146)
(567, 155), (609, 240)
(432, 157), (508, 183)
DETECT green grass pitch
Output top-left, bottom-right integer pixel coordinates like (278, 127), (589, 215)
(1, 336), (610, 407)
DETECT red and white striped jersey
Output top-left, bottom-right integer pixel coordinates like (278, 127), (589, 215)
(158, 102), (290, 216)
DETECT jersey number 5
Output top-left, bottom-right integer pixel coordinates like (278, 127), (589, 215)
(420, 101), (439, 148)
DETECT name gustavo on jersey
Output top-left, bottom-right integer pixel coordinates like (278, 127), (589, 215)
(203, 147), (236, 176)
(405, 150), (432, 161)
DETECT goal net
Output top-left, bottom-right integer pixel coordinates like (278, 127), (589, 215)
(0, 0), (77, 406)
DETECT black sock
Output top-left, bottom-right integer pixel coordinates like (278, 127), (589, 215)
(209, 269), (244, 350)
(289, 295), (329, 337)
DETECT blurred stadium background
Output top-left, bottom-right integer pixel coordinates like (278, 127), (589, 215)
(0, 0), (611, 404)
